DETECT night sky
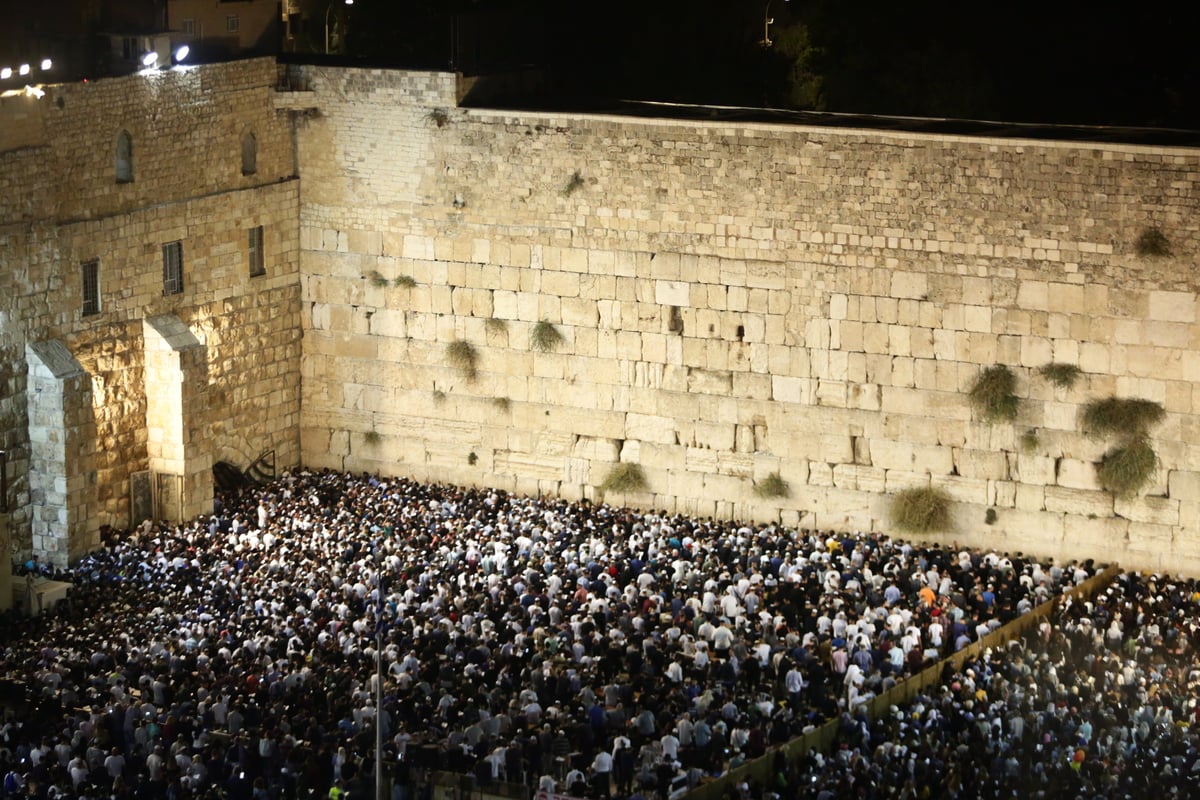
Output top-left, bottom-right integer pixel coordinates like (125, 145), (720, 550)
(343, 0), (1200, 130)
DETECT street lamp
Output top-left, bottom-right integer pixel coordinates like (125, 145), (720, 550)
(760, 0), (789, 47)
(325, 0), (353, 55)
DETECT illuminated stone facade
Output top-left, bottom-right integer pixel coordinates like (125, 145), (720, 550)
(2, 58), (1199, 571)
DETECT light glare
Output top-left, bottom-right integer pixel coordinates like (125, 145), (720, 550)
(40, 58), (52, 71)
(174, 45), (189, 62)
(0, 68), (10, 80)
(142, 52), (159, 67)
(18, 64), (30, 76)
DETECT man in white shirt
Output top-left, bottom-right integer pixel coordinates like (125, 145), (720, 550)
(590, 750), (612, 798)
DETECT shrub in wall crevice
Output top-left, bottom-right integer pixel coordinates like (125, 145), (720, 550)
(890, 486), (952, 534)
(969, 365), (1019, 422)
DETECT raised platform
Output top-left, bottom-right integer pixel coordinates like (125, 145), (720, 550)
(13, 576), (72, 616)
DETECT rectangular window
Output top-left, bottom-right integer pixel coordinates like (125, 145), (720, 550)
(162, 241), (184, 296)
(181, 19), (195, 35)
(248, 226), (265, 277)
(81, 259), (100, 316)
(226, 15), (240, 32)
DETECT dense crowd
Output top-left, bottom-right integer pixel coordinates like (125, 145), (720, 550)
(0, 470), (1095, 800)
(763, 572), (1200, 799)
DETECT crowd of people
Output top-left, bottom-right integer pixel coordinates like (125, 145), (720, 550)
(774, 571), (1200, 799)
(0, 469), (1116, 800)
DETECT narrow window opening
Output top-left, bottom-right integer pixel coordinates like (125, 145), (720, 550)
(115, 130), (134, 183)
(736, 325), (745, 341)
(81, 259), (100, 316)
(241, 132), (257, 176)
(162, 241), (184, 296)
(248, 226), (265, 277)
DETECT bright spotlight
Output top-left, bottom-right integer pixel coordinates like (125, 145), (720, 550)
(142, 52), (159, 67)
(40, 58), (52, 71)
(174, 45), (190, 62)
(18, 64), (30, 76)
(0, 68), (10, 80)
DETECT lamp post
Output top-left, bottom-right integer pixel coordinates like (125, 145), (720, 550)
(324, 0), (353, 55)
(760, 0), (789, 47)
(375, 543), (387, 800)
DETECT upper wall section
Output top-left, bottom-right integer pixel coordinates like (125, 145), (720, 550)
(296, 66), (1197, 291)
(0, 58), (294, 226)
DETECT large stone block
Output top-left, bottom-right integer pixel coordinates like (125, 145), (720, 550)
(1056, 458), (1101, 491)
(1148, 290), (1195, 323)
(1044, 486), (1114, 517)
(1114, 495), (1180, 526)
(625, 412), (677, 444)
(952, 448), (1008, 480)
(931, 474), (990, 504)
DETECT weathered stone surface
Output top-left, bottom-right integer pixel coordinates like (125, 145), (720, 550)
(7, 58), (1200, 574)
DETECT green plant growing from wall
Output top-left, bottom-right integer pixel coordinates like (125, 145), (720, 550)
(984, 507), (998, 525)
(485, 317), (508, 334)
(1019, 430), (1040, 453)
(368, 270), (390, 288)
(968, 364), (1019, 422)
(1097, 438), (1159, 498)
(467, 451), (478, 466)
(1038, 362), (1082, 390)
(363, 430), (382, 446)
(1082, 396), (1166, 498)
(427, 108), (449, 128)
(393, 275), (417, 288)
(890, 486), (952, 534)
(1082, 397), (1165, 439)
(563, 170), (585, 196)
(754, 472), (790, 499)
(446, 339), (478, 380)
(492, 396), (511, 411)
(599, 463), (648, 497)
(1135, 227), (1171, 258)
(432, 389), (446, 403)
(530, 319), (563, 352)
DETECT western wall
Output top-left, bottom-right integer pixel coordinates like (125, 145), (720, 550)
(291, 66), (1200, 573)
(2, 57), (1200, 574)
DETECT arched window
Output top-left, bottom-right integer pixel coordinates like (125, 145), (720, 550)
(241, 131), (257, 176)
(115, 130), (134, 183)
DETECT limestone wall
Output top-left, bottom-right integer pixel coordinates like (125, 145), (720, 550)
(294, 66), (1200, 573)
(0, 58), (302, 561)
